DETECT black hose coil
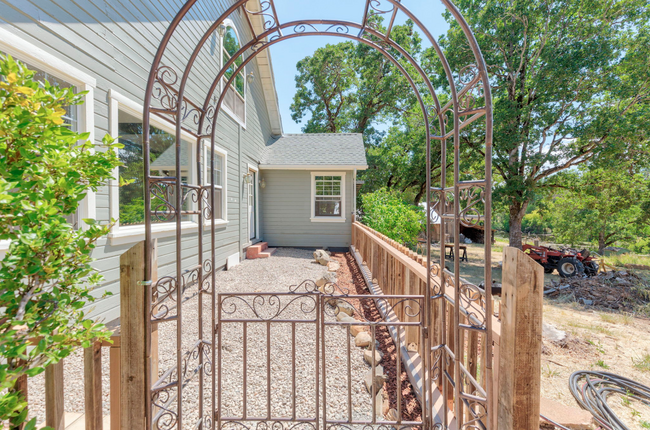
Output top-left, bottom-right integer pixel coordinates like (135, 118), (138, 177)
(569, 371), (650, 430)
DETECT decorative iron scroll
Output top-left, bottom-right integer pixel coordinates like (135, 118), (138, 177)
(365, 0), (397, 30)
(220, 421), (317, 430)
(148, 179), (205, 223)
(322, 295), (423, 324)
(151, 65), (203, 131)
(459, 282), (487, 329)
(219, 293), (319, 322)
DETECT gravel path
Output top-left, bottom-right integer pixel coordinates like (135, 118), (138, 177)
(26, 248), (380, 429)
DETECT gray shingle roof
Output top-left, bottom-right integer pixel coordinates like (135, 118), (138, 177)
(260, 133), (367, 168)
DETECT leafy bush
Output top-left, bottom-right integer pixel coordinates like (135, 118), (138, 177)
(0, 56), (122, 427)
(361, 189), (424, 247)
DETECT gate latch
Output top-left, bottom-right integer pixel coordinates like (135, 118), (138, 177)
(137, 280), (153, 286)
(423, 327), (429, 339)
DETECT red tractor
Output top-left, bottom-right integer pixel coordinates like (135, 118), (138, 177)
(522, 244), (599, 278)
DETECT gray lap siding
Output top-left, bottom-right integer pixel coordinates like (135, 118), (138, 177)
(259, 170), (354, 248)
(0, 0), (273, 322)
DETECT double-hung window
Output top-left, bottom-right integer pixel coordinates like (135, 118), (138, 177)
(311, 173), (346, 222)
(204, 142), (227, 223)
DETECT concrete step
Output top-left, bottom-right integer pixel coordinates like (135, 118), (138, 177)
(256, 248), (276, 258)
(246, 242), (270, 259)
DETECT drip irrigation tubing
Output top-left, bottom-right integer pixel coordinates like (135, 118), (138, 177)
(569, 371), (650, 430)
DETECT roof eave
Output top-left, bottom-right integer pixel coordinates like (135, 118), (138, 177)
(260, 164), (368, 170)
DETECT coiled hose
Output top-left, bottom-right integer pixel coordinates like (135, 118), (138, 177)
(568, 371), (650, 430)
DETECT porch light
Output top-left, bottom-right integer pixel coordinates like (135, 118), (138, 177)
(247, 71), (255, 84)
(260, 178), (266, 189)
(217, 24), (226, 37)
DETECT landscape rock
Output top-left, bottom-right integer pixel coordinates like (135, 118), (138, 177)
(349, 324), (366, 337)
(386, 408), (398, 421)
(316, 272), (337, 289)
(337, 312), (354, 322)
(363, 348), (382, 366)
(327, 261), (341, 272)
(364, 365), (388, 393)
(313, 249), (331, 265)
(355, 332), (372, 348)
(542, 322), (567, 344)
(336, 301), (355, 317)
(374, 389), (385, 418)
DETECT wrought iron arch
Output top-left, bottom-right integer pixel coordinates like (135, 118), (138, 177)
(141, 1), (493, 429)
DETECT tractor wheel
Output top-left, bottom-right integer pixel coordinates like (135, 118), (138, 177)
(557, 257), (585, 278)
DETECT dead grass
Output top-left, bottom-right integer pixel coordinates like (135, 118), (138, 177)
(543, 304), (650, 429)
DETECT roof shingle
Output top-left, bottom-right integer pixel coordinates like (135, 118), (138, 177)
(261, 133), (367, 168)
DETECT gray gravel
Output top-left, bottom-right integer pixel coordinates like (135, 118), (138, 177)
(27, 248), (377, 428)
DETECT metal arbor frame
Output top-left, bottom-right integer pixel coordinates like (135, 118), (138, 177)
(141, 0), (493, 429)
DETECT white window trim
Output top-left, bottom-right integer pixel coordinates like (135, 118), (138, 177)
(310, 172), (346, 223)
(107, 90), (201, 245)
(246, 163), (260, 243)
(202, 139), (228, 224)
(0, 28), (96, 257)
(219, 18), (247, 129)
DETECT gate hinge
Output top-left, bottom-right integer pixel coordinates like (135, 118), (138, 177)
(423, 327), (429, 339)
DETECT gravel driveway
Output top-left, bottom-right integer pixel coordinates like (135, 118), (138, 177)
(27, 248), (377, 429)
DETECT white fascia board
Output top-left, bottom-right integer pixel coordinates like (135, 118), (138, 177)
(260, 165), (368, 170)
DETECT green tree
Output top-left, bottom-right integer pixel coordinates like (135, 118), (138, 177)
(0, 56), (121, 427)
(290, 18), (421, 137)
(435, 0), (650, 248)
(361, 189), (425, 247)
(549, 168), (650, 254)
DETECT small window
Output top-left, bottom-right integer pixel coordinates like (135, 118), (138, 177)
(312, 173), (345, 222)
(118, 109), (192, 226)
(204, 143), (227, 222)
(221, 26), (245, 124)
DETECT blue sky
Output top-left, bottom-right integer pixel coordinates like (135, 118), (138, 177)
(268, 0), (451, 134)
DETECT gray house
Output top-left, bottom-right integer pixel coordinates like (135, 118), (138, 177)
(0, 0), (367, 323)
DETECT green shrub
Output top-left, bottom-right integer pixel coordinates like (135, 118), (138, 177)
(0, 55), (122, 427)
(361, 189), (424, 247)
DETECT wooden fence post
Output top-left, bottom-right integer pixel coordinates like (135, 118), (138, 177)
(45, 360), (64, 430)
(120, 241), (147, 430)
(109, 336), (121, 430)
(84, 341), (103, 429)
(497, 247), (544, 430)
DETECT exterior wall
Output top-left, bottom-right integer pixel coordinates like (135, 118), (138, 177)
(0, 0), (274, 323)
(259, 170), (355, 248)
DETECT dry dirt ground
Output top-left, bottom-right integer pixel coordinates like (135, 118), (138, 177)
(420, 240), (650, 428)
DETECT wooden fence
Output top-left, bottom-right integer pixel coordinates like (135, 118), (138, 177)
(13, 240), (159, 430)
(351, 221), (543, 430)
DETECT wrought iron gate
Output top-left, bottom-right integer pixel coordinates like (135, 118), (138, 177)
(213, 283), (428, 430)
(141, 0), (493, 429)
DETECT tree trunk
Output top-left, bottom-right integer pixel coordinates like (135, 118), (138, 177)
(508, 200), (528, 249)
(598, 231), (606, 255)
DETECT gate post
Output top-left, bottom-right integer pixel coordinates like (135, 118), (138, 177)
(120, 240), (148, 429)
(497, 247), (543, 429)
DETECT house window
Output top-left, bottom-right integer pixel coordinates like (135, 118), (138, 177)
(0, 53), (78, 130)
(311, 173), (346, 222)
(117, 109), (192, 226)
(203, 142), (227, 222)
(221, 25), (245, 125)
